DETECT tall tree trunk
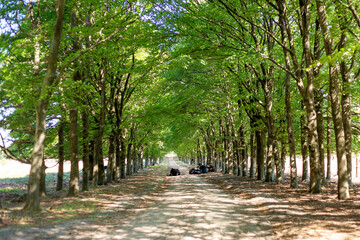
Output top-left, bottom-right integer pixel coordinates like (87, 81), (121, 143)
(265, 137), (275, 182)
(82, 111), (90, 191)
(197, 138), (202, 165)
(107, 133), (115, 183)
(127, 128), (134, 176)
(219, 119), (226, 173)
(234, 138), (241, 176)
(24, 0), (65, 211)
(249, 128), (256, 178)
(140, 148), (144, 170)
(68, 108), (79, 196)
(326, 113), (331, 181)
(93, 132), (99, 186)
(256, 128), (265, 181)
(68, 1), (81, 197)
(95, 68), (106, 186)
(115, 131), (121, 179)
(301, 111), (309, 182)
(239, 125), (248, 176)
(40, 159), (46, 197)
(224, 121), (231, 174)
(56, 118), (65, 191)
(276, 0), (321, 193)
(315, 93), (326, 184)
(280, 140), (286, 181)
(339, 32), (353, 187)
(279, 11), (297, 187)
(119, 131), (126, 179)
(89, 140), (94, 181)
(145, 149), (149, 168)
(316, 0), (349, 199)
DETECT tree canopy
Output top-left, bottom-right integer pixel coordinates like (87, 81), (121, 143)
(1, 0), (360, 210)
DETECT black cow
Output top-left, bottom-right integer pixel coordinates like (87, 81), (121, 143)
(189, 168), (201, 174)
(199, 164), (208, 173)
(169, 168), (181, 176)
(207, 165), (217, 172)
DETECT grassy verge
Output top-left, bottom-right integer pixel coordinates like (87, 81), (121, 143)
(0, 162), (170, 227)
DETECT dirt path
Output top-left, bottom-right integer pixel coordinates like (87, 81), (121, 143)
(0, 159), (273, 240)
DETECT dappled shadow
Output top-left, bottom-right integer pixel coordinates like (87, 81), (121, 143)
(205, 173), (360, 239)
(107, 173), (273, 240)
(1, 160), (273, 240)
(2, 159), (358, 239)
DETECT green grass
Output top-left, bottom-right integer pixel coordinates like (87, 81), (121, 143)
(0, 187), (22, 194)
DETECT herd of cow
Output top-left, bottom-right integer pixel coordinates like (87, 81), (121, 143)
(168, 164), (217, 176)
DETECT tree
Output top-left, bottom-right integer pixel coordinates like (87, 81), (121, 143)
(24, 0), (65, 211)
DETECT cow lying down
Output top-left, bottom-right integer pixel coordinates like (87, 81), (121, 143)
(168, 168), (181, 176)
(189, 164), (217, 174)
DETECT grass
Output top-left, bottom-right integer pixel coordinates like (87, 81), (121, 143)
(0, 159), (171, 227)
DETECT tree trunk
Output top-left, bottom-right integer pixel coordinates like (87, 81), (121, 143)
(300, 112), (309, 182)
(95, 68), (106, 186)
(107, 133), (115, 183)
(219, 119), (226, 173)
(276, 0), (321, 193)
(82, 111), (90, 191)
(249, 129), (256, 178)
(68, 3), (81, 197)
(256, 128), (265, 181)
(89, 140), (94, 181)
(56, 119), (65, 191)
(279, 12), (298, 187)
(316, 0), (349, 199)
(265, 137), (275, 182)
(315, 93), (326, 184)
(197, 138), (202, 165)
(120, 131), (126, 178)
(239, 125), (248, 176)
(68, 108), (79, 196)
(127, 128), (133, 176)
(326, 114), (331, 181)
(40, 159), (46, 197)
(339, 32), (353, 187)
(24, 0), (65, 211)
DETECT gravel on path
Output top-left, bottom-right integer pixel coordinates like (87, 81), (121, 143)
(0, 159), (273, 240)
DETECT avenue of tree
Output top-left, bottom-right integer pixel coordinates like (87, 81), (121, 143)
(0, 0), (360, 211)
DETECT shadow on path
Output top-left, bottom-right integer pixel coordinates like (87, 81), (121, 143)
(1, 159), (273, 240)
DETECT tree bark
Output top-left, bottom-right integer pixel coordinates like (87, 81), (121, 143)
(119, 130), (126, 179)
(276, 0), (321, 193)
(239, 125), (248, 176)
(56, 118), (65, 191)
(249, 128), (256, 178)
(24, 0), (65, 211)
(316, 0), (349, 199)
(107, 133), (115, 183)
(315, 93), (326, 184)
(256, 127), (265, 181)
(68, 108), (79, 196)
(127, 128), (133, 176)
(94, 68), (106, 186)
(82, 111), (90, 191)
(326, 113), (331, 181)
(339, 31), (353, 187)
(300, 111), (309, 182)
(40, 159), (46, 197)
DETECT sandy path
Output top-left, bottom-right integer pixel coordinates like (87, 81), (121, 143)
(1, 159), (273, 240)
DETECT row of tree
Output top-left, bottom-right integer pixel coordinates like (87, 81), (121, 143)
(159, 0), (360, 200)
(1, 0), (360, 213)
(0, 0), (172, 211)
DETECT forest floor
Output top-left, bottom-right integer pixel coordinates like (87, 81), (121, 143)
(0, 159), (360, 240)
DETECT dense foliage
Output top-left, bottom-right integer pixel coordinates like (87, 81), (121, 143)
(1, 0), (360, 210)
